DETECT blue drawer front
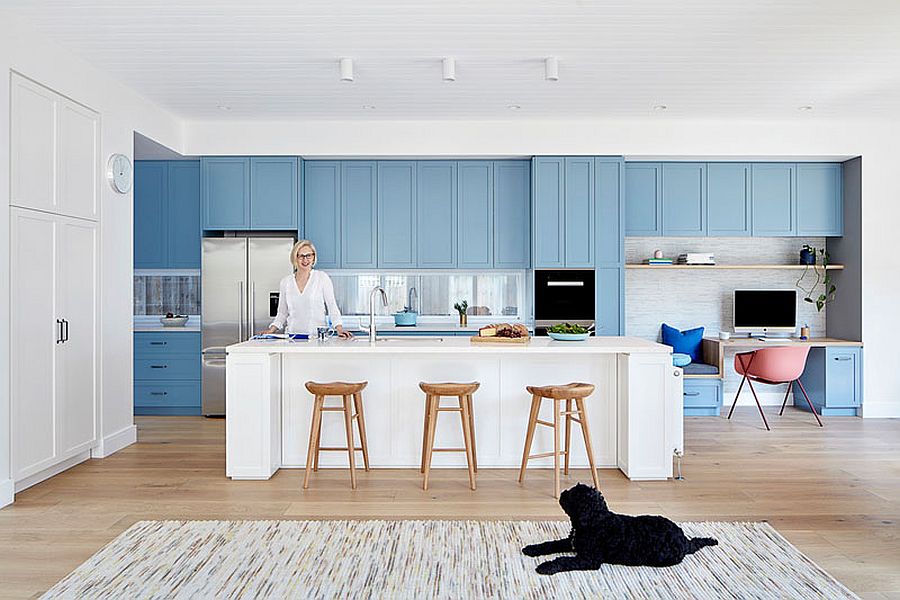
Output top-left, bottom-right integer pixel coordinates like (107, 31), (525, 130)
(135, 382), (201, 416)
(135, 356), (200, 381)
(134, 332), (201, 356)
(682, 379), (722, 408)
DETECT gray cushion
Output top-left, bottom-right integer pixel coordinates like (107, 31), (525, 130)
(682, 362), (720, 376)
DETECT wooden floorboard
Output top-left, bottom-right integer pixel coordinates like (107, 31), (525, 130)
(1, 409), (899, 598)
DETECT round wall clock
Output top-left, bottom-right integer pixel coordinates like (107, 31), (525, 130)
(106, 153), (133, 193)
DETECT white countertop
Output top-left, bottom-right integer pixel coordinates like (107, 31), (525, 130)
(227, 336), (670, 355)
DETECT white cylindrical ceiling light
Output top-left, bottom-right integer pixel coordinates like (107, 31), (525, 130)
(545, 56), (559, 81)
(340, 58), (354, 82)
(442, 57), (456, 82)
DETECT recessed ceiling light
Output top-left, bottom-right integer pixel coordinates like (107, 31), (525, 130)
(217, 104), (231, 111)
(362, 104), (376, 110)
(653, 104), (668, 111)
(507, 104), (522, 111)
(798, 105), (814, 111)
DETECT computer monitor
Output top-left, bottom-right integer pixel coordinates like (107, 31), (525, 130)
(733, 289), (797, 335)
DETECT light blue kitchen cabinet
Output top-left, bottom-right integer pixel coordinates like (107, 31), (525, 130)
(341, 161), (377, 268)
(134, 161), (168, 269)
(797, 163), (842, 236)
(493, 160), (531, 269)
(167, 161), (201, 269)
(624, 163), (662, 236)
(564, 157), (595, 267)
(682, 378), (723, 417)
(201, 157), (250, 230)
(595, 266), (624, 336)
(797, 347), (862, 416)
(751, 163), (796, 236)
(662, 163), (706, 236)
(457, 161), (493, 269)
(416, 161), (457, 268)
(378, 161), (417, 268)
(594, 157), (624, 265)
(249, 157), (298, 230)
(303, 161), (341, 269)
(707, 163), (751, 237)
(532, 157), (566, 267)
(134, 331), (201, 416)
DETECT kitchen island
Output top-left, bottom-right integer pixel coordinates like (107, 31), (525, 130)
(225, 336), (682, 481)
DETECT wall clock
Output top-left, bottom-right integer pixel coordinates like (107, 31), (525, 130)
(106, 153), (133, 193)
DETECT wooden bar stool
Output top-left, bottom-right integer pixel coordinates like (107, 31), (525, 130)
(419, 382), (479, 491)
(303, 381), (370, 490)
(518, 382), (600, 498)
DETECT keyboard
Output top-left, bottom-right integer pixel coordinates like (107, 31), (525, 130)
(757, 337), (795, 342)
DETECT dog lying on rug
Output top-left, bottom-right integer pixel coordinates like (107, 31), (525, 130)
(523, 483), (718, 575)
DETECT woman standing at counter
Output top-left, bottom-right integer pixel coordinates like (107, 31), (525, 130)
(260, 240), (352, 338)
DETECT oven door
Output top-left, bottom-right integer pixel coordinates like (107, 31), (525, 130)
(534, 269), (596, 335)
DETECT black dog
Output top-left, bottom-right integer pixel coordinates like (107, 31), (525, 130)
(523, 483), (718, 575)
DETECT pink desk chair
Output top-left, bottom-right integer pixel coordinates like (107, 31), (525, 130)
(726, 346), (823, 430)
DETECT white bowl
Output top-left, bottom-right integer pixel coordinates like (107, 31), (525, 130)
(160, 316), (189, 327)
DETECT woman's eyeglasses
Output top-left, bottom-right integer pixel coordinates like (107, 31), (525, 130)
(298, 252), (316, 261)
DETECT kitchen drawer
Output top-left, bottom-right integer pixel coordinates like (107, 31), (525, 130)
(134, 382), (201, 416)
(682, 378), (722, 414)
(134, 356), (200, 381)
(134, 331), (200, 356)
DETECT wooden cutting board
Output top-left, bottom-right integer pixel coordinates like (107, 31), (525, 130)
(470, 335), (530, 345)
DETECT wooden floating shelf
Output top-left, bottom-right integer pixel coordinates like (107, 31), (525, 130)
(626, 264), (845, 270)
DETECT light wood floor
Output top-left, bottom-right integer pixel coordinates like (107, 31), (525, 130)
(1, 409), (899, 599)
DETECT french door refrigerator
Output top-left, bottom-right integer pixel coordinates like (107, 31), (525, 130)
(201, 237), (294, 416)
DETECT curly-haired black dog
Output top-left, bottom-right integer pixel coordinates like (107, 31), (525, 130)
(523, 483), (718, 575)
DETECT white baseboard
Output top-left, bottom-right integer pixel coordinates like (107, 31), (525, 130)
(15, 451), (92, 494)
(91, 424), (137, 458)
(861, 402), (900, 419)
(727, 391), (793, 406)
(0, 479), (13, 509)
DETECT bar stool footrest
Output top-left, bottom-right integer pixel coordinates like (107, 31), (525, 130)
(317, 447), (364, 452)
(528, 450), (569, 459)
(432, 448), (468, 452)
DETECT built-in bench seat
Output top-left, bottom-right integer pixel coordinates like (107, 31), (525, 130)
(683, 362), (720, 376)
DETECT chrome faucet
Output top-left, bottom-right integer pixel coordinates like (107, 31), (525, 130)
(369, 286), (388, 342)
(407, 286), (418, 313)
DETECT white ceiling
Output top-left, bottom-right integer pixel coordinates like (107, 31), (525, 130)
(8, 0), (900, 120)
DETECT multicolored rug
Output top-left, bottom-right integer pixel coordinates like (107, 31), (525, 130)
(42, 520), (858, 599)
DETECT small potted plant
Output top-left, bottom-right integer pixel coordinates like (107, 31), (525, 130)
(453, 300), (469, 327)
(796, 245), (836, 311)
(799, 244), (816, 265)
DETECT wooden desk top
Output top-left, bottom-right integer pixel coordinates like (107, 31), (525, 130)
(705, 337), (863, 348)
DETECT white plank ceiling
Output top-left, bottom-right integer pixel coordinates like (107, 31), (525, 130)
(6, 0), (900, 120)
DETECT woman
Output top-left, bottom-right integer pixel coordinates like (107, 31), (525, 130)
(260, 240), (353, 339)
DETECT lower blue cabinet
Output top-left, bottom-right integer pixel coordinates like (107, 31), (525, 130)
(134, 332), (201, 416)
(797, 347), (862, 416)
(683, 378), (723, 417)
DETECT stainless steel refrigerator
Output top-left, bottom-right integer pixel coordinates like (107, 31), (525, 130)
(201, 237), (295, 416)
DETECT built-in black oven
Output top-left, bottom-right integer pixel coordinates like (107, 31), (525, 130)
(533, 269), (596, 336)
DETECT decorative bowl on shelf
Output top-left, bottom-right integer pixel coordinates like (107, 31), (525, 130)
(548, 332), (590, 342)
(159, 315), (189, 327)
(393, 310), (418, 326)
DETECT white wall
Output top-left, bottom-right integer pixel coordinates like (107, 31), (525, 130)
(187, 118), (900, 418)
(0, 11), (184, 506)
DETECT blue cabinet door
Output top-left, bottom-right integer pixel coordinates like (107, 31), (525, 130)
(134, 161), (168, 269)
(201, 157), (250, 230)
(595, 157), (624, 265)
(751, 163), (796, 236)
(167, 161), (200, 269)
(564, 157), (595, 267)
(493, 160), (531, 269)
(341, 161), (377, 268)
(662, 163), (706, 236)
(378, 161), (417, 268)
(250, 157), (297, 230)
(797, 163), (842, 236)
(624, 163), (661, 236)
(457, 161), (493, 268)
(416, 161), (457, 268)
(595, 266), (623, 335)
(707, 163), (750, 237)
(798, 347), (862, 416)
(303, 161), (341, 269)
(532, 157), (566, 267)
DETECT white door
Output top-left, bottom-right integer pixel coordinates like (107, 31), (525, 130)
(10, 208), (59, 480)
(10, 74), (57, 213)
(57, 99), (99, 221)
(57, 217), (98, 456)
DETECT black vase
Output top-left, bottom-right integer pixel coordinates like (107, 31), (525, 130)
(800, 248), (816, 265)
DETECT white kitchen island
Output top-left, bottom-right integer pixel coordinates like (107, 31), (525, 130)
(225, 336), (683, 482)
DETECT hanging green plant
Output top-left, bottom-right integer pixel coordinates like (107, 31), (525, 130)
(795, 245), (836, 311)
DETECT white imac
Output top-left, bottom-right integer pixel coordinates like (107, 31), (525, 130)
(733, 289), (797, 337)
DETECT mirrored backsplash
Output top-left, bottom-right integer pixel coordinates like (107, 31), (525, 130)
(134, 273), (200, 316)
(326, 271), (528, 318)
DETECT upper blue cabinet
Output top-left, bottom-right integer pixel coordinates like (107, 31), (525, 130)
(202, 156), (297, 231)
(797, 163), (842, 236)
(493, 161), (531, 268)
(533, 157), (594, 268)
(594, 157), (625, 265)
(751, 163), (796, 236)
(707, 163), (751, 236)
(341, 161), (377, 268)
(457, 161), (493, 269)
(417, 161), (457, 268)
(378, 161), (417, 268)
(564, 158), (595, 266)
(135, 160), (200, 270)
(303, 161), (341, 269)
(624, 163), (662, 236)
(661, 163), (706, 236)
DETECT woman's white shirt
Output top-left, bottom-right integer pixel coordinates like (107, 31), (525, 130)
(269, 270), (343, 334)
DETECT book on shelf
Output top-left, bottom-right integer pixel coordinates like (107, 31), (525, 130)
(676, 253), (716, 265)
(642, 258), (674, 265)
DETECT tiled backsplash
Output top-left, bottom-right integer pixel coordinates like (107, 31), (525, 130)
(134, 274), (200, 315)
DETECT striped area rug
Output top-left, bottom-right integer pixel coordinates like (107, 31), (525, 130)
(43, 520), (858, 599)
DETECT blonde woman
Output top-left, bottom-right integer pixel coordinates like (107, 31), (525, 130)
(260, 240), (352, 339)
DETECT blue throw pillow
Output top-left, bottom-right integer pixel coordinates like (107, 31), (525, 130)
(672, 353), (692, 367)
(661, 323), (704, 363)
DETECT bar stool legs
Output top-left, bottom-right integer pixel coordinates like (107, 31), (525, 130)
(419, 382), (480, 491)
(303, 381), (369, 490)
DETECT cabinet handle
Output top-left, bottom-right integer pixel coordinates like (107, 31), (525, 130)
(684, 391), (701, 397)
(56, 319), (63, 344)
(150, 341), (167, 346)
(62, 319), (69, 343)
(673, 370), (681, 377)
(150, 392), (168, 396)
(150, 365), (168, 369)
(834, 356), (852, 361)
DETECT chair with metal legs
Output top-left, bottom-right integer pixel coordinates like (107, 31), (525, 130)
(726, 346), (823, 430)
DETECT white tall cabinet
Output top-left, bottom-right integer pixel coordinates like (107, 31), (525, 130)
(9, 73), (100, 491)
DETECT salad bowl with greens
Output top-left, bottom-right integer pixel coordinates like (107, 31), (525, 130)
(546, 322), (592, 341)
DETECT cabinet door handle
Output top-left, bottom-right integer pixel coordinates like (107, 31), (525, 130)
(150, 391), (168, 396)
(56, 319), (63, 344)
(62, 319), (69, 343)
(834, 356), (852, 361)
(150, 341), (167, 346)
(684, 391), (701, 397)
(150, 365), (168, 369)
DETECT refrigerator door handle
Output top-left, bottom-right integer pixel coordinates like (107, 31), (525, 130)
(238, 281), (245, 341)
(251, 282), (256, 336)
